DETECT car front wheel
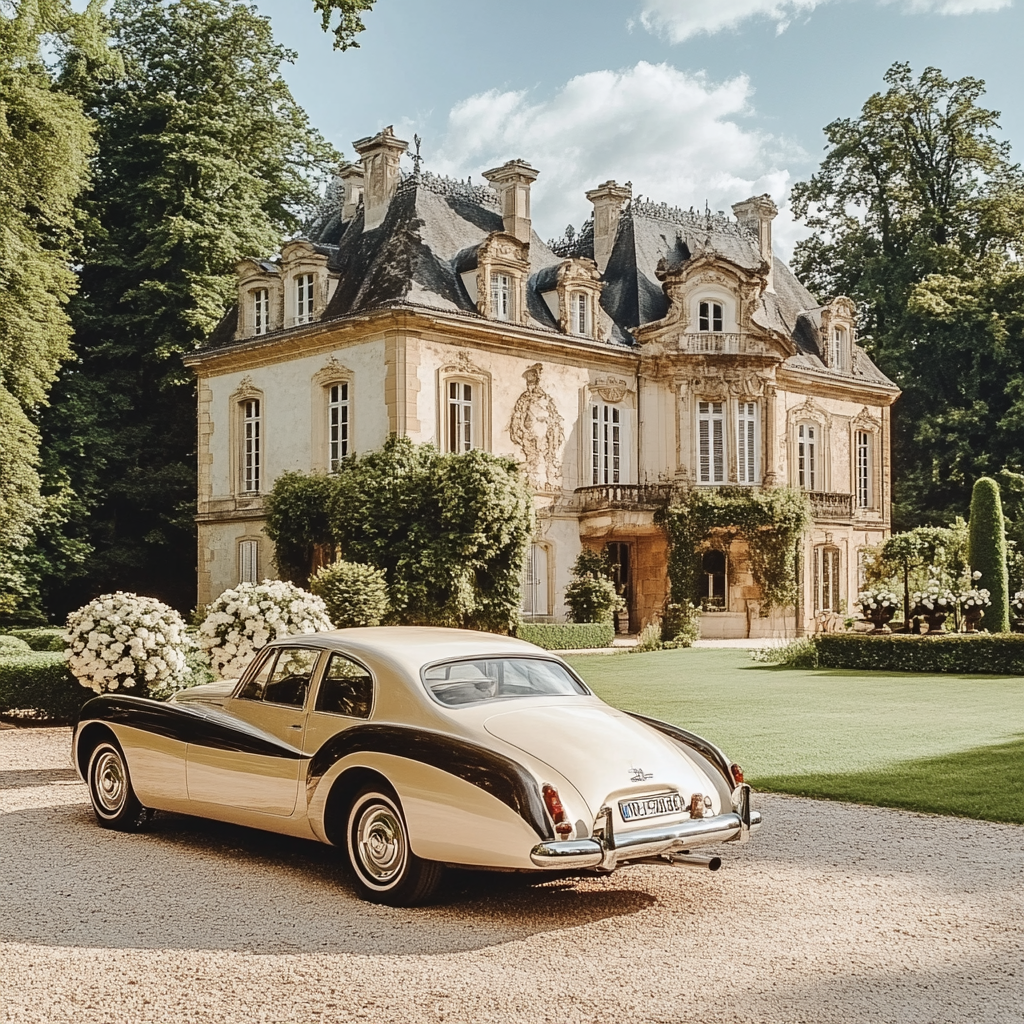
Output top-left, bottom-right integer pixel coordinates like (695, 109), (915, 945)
(346, 786), (443, 906)
(86, 740), (147, 831)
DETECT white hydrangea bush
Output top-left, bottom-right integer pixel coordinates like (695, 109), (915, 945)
(65, 592), (195, 695)
(199, 580), (333, 679)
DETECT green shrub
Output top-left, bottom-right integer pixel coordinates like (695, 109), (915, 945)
(750, 637), (819, 668)
(0, 652), (93, 722)
(0, 635), (31, 654)
(564, 550), (624, 624)
(969, 478), (1011, 632)
(7, 627), (65, 652)
(310, 559), (389, 627)
(661, 602), (700, 647)
(630, 623), (664, 653)
(815, 633), (1024, 674)
(516, 621), (615, 650)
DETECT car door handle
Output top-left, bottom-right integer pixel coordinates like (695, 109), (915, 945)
(288, 724), (302, 730)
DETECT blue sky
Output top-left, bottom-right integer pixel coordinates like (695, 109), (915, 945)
(254, 0), (1024, 255)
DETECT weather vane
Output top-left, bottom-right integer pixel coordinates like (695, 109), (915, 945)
(412, 134), (423, 175)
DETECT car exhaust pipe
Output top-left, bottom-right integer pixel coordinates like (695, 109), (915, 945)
(667, 853), (721, 871)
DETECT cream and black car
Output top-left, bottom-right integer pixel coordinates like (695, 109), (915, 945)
(74, 627), (760, 905)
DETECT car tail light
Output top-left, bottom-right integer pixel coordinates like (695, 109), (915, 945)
(730, 763), (745, 786)
(542, 784), (573, 836)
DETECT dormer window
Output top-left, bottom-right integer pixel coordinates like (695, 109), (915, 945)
(572, 293), (590, 337)
(491, 273), (511, 321)
(830, 327), (848, 371)
(699, 301), (724, 333)
(296, 274), (314, 325)
(253, 289), (269, 337)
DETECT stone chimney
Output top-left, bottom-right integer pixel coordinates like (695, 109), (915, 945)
(732, 194), (779, 292)
(352, 126), (408, 231)
(482, 159), (539, 245)
(337, 161), (365, 223)
(585, 180), (632, 273)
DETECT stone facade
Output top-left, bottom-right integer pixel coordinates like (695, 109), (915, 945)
(185, 126), (900, 638)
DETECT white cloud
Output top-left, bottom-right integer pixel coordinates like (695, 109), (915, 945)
(429, 62), (807, 257)
(638, 0), (827, 41)
(637, 0), (1011, 40)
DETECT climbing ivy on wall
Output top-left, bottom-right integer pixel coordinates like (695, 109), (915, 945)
(658, 488), (811, 615)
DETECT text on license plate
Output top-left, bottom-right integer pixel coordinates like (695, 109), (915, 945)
(619, 792), (684, 821)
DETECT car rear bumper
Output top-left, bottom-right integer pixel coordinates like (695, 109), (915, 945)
(530, 784), (761, 871)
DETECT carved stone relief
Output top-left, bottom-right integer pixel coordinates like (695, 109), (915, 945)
(690, 368), (768, 400)
(440, 350), (484, 378)
(509, 363), (565, 492)
(311, 356), (353, 387)
(591, 376), (632, 403)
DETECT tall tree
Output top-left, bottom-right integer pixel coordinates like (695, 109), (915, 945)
(791, 63), (1024, 528)
(0, 0), (110, 618)
(40, 0), (338, 615)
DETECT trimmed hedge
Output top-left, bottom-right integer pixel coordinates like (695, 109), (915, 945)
(6, 627), (65, 652)
(816, 633), (1024, 675)
(0, 636), (32, 654)
(0, 652), (93, 722)
(516, 621), (615, 650)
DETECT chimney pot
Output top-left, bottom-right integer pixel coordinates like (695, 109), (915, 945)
(337, 161), (365, 224)
(585, 180), (632, 273)
(482, 159), (539, 245)
(352, 126), (408, 231)
(732, 194), (779, 292)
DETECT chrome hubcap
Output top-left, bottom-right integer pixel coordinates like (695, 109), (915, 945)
(93, 750), (126, 814)
(355, 804), (407, 884)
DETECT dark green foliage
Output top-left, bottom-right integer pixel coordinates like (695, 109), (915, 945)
(660, 602), (700, 647)
(659, 488), (810, 614)
(39, 0), (339, 616)
(310, 0), (376, 49)
(968, 478), (1011, 632)
(791, 63), (1024, 529)
(515, 622), (614, 651)
(0, 651), (92, 722)
(0, 636), (32, 654)
(563, 550), (622, 624)
(265, 437), (534, 633)
(310, 560), (389, 628)
(6, 627), (65, 652)
(815, 633), (1024, 674)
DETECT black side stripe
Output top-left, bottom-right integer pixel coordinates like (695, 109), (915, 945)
(77, 695), (304, 760)
(307, 724), (554, 841)
(626, 712), (734, 788)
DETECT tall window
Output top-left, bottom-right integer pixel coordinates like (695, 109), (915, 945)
(239, 540), (259, 584)
(242, 398), (261, 493)
(797, 422), (817, 490)
(491, 273), (511, 321)
(698, 550), (727, 610)
(856, 430), (872, 508)
(698, 300), (724, 332)
(591, 404), (621, 484)
(328, 382), (350, 471)
(253, 289), (269, 336)
(522, 543), (549, 618)
(697, 401), (725, 484)
(296, 274), (314, 325)
(448, 381), (474, 452)
(830, 327), (847, 370)
(573, 293), (589, 336)
(814, 545), (841, 613)
(737, 402), (758, 484)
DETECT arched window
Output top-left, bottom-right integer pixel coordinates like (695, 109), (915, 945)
(698, 550), (727, 610)
(797, 422), (817, 490)
(698, 300), (724, 333)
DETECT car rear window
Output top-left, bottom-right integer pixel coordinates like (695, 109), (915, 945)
(423, 658), (588, 707)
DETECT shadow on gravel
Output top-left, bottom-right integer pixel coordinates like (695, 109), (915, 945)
(0, 768), (80, 789)
(0, 801), (658, 956)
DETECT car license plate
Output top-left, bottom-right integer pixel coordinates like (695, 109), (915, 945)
(619, 792), (684, 822)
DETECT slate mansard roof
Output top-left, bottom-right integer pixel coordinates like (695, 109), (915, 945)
(203, 170), (897, 391)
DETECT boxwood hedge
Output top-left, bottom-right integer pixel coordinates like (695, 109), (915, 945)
(515, 621), (615, 651)
(7, 627), (66, 652)
(0, 652), (93, 722)
(816, 633), (1024, 675)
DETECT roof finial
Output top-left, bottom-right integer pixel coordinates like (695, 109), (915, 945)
(412, 133), (423, 176)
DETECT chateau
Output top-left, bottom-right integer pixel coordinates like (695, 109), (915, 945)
(184, 126), (900, 637)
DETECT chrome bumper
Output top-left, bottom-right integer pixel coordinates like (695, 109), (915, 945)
(530, 784), (761, 871)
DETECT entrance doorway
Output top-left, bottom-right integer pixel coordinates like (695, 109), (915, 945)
(605, 542), (632, 633)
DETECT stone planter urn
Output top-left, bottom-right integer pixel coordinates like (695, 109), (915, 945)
(864, 606), (896, 634)
(916, 608), (948, 634)
(962, 607), (985, 633)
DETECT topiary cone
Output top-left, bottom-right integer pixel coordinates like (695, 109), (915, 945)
(968, 477), (1011, 632)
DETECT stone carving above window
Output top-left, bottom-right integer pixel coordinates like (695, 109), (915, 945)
(592, 376), (632, 403)
(509, 363), (565, 492)
(687, 367), (769, 401)
(311, 356), (354, 387)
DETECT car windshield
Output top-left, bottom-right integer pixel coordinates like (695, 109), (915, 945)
(423, 658), (588, 707)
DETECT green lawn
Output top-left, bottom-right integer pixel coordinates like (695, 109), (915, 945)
(564, 648), (1024, 824)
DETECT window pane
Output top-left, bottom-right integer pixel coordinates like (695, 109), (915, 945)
(423, 658), (587, 707)
(316, 653), (373, 718)
(712, 303), (723, 332)
(856, 430), (871, 508)
(264, 647), (318, 707)
(699, 301), (709, 332)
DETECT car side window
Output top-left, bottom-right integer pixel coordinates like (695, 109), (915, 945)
(315, 653), (373, 719)
(261, 647), (319, 707)
(236, 650), (277, 701)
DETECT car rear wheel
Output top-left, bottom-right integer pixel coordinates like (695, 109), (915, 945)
(345, 786), (443, 906)
(86, 740), (147, 831)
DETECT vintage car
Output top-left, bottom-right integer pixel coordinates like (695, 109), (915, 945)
(73, 627), (760, 905)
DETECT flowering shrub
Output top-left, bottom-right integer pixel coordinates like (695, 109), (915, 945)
(958, 588), (991, 612)
(911, 578), (957, 614)
(198, 580), (333, 679)
(64, 592), (194, 695)
(1011, 591), (1024, 618)
(856, 588), (900, 614)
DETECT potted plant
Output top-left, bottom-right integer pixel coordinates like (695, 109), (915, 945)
(1010, 590), (1024, 633)
(957, 573), (991, 633)
(911, 578), (957, 634)
(856, 587), (900, 634)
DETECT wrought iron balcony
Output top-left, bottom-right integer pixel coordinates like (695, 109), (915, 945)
(678, 332), (766, 355)
(575, 484), (676, 513)
(808, 491), (853, 519)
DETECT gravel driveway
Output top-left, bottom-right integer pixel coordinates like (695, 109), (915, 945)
(2, 726), (1021, 1024)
